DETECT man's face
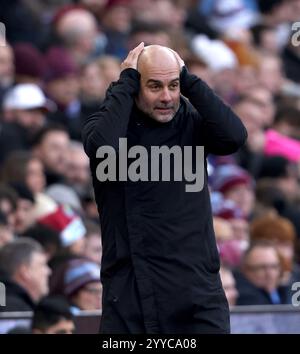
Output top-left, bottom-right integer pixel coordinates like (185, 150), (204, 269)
(25, 252), (51, 301)
(66, 148), (90, 186)
(36, 131), (70, 175)
(14, 199), (35, 235)
(243, 246), (281, 293)
(72, 281), (102, 310)
(14, 108), (46, 132)
(47, 76), (79, 106)
(136, 55), (181, 123)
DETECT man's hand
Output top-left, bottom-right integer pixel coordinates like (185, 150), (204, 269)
(121, 42), (144, 71)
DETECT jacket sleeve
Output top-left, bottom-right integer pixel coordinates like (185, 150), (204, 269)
(82, 68), (140, 157)
(180, 66), (248, 155)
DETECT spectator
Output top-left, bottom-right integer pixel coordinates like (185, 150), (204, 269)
(79, 61), (106, 104)
(235, 241), (290, 305)
(101, 0), (133, 59)
(50, 257), (102, 312)
(211, 164), (255, 218)
(10, 183), (36, 236)
(220, 266), (239, 307)
(83, 220), (102, 264)
(0, 84), (51, 163)
(96, 55), (121, 90)
(13, 43), (46, 86)
(258, 54), (284, 95)
(23, 223), (61, 262)
(0, 211), (14, 248)
(1, 151), (46, 195)
(63, 258), (102, 312)
(0, 184), (18, 231)
(272, 106), (300, 141)
(32, 295), (75, 334)
(32, 123), (70, 186)
(0, 238), (51, 312)
(53, 5), (102, 65)
(65, 141), (91, 197)
(38, 205), (86, 257)
(250, 214), (297, 284)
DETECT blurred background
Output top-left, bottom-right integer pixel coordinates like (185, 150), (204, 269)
(0, 0), (300, 334)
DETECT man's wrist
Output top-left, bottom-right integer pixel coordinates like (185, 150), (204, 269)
(180, 66), (193, 97)
(119, 68), (141, 94)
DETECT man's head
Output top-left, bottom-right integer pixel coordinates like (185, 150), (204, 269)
(63, 258), (102, 311)
(32, 123), (70, 176)
(65, 141), (90, 193)
(0, 238), (51, 302)
(11, 183), (35, 235)
(32, 296), (74, 334)
(2, 84), (49, 130)
(242, 241), (281, 293)
(135, 45), (181, 123)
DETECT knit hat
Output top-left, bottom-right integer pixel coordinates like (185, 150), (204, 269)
(44, 47), (78, 82)
(38, 205), (86, 247)
(13, 43), (46, 80)
(212, 194), (245, 220)
(105, 0), (131, 9)
(211, 164), (252, 194)
(64, 258), (100, 296)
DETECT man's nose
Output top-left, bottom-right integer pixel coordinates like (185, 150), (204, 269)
(160, 88), (172, 102)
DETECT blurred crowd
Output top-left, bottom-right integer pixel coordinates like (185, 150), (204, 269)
(1, 0), (300, 333)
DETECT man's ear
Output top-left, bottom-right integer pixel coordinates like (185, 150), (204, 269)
(17, 263), (31, 282)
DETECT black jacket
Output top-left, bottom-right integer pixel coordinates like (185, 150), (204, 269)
(82, 67), (247, 334)
(0, 275), (35, 312)
(234, 271), (290, 306)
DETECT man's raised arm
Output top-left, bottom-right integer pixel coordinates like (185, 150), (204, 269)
(173, 51), (247, 155)
(82, 43), (144, 157)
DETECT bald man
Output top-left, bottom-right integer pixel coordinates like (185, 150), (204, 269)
(82, 43), (247, 334)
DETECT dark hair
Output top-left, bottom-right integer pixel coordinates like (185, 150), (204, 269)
(274, 106), (300, 127)
(251, 23), (275, 47)
(0, 238), (43, 278)
(0, 184), (18, 211)
(83, 219), (101, 238)
(31, 295), (73, 332)
(31, 122), (68, 148)
(10, 182), (35, 203)
(23, 223), (62, 258)
(257, 0), (285, 14)
(0, 210), (8, 227)
(0, 151), (38, 187)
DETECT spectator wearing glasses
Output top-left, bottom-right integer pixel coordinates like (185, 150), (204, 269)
(234, 241), (290, 305)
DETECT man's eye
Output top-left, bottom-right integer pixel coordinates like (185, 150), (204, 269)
(170, 83), (179, 89)
(149, 85), (160, 90)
